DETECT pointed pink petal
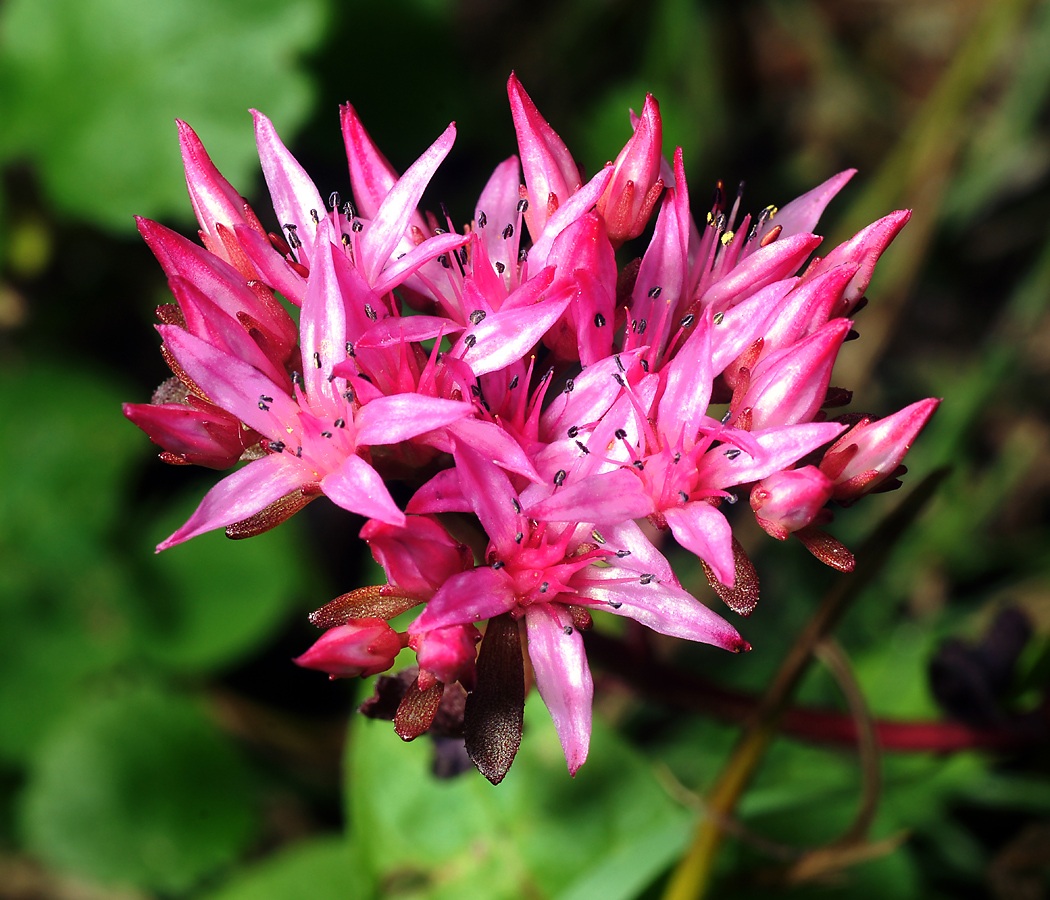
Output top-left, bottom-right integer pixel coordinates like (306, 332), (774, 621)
(446, 418), (541, 482)
(698, 421), (847, 488)
(629, 192), (684, 359)
(760, 169), (856, 241)
(699, 233), (822, 312)
(158, 454), (315, 550)
(355, 394), (473, 445)
(178, 120), (248, 259)
(371, 231), (470, 295)
(709, 277), (797, 374)
(406, 469), (468, 515)
(454, 442), (522, 557)
(361, 123), (456, 285)
(573, 564), (746, 650)
(355, 314), (465, 350)
(299, 222), (348, 417)
(252, 110), (327, 266)
(658, 307), (714, 447)
(456, 291), (573, 377)
(411, 566), (517, 632)
(475, 156), (523, 268)
(540, 350), (645, 440)
(158, 325), (298, 439)
(234, 224), (306, 307)
(320, 453), (405, 526)
(527, 468), (655, 523)
(664, 503), (736, 586)
(599, 520), (681, 587)
(528, 165), (615, 267)
(525, 603), (592, 775)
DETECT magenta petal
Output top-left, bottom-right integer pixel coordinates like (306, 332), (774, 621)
(406, 468), (469, 515)
(158, 325), (298, 438)
(664, 503), (735, 586)
(699, 233), (822, 312)
(361, 122), (456, 286)
(525, 603), (592, 775)
(234, 224), (306, 307)
(300, 221), (348, 416)
(476, 156), (523, 268)
(600, 520), (681, 587)
(372, 232), (470, 295)
(321, 453), (406, 526)
(447, 418), (541, 482)
(529, 165), (614, 267)
(574, 566), (745, 651)
(411, 567), (517, 632)
(157, 454), (314, 551)
(454, 443), (522, 557)
(252, 110), (326, 265)
(657, 307), (714, 447)
(356, 314), (464, 350)
(527, 468), (655, 523)
(761, 169), (856, 241)
(457, 292), (573, 376)
(355, 394), (473, 445)
(699, 421), (846, 488)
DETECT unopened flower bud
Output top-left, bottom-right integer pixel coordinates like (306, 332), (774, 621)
(294, 618), (402, 679)
(820, 398), (941, 501)
(597, 94), (664, 244)
(410, 624), (482, 688)
(750, 466), (833, 539)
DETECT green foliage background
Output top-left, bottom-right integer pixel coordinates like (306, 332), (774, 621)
(1, 0), (1049, 898)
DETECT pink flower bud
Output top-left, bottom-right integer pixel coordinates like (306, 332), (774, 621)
(507, 73), (582, 240)
(123, 398), (257, 470)
(597, 94), (664, 244)
(736, 318), (851, 430)
(294, 618), (403, 679)
(750, 466), (834, 539)
(409, 624), (482, 688)
(361, 515), (474, 597)
(820, 398), (941, 501)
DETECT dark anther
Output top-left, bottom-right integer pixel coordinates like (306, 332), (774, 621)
(615, 354), (625, 372)
(343, 389), (355, 402)
(470, 384), (481, 397)
(565, 378), (575, 393)
(286, 230), (302, 250)
(342, 201), (355, 218)
(512, 498), (522, 514)
(680, 314), (695, 328)
(608, 600), (622, 609)
(632, 460), (645, 470)
(268, 441), (285, 453)
(638, 318), (648, 334)
(613, 373), (626, 387)
(725, 492), (738, 504)
(313, 352), (322, 368)
(515, 532), (524, 543)
(345, 341), (355, 356)
(359, 373), (373, 383)
(321, 431), (332, 438)
(562, 625), (574, 635)
(341, 233), (351, 246)
(259, 394), (273, 403)
(477, 210), (488, 228)
(310, 209), (320, 223)
(509, 375), (519, 389)
(648, 286), (662, 299)
(502, 223), (514, 240)
(554, 469), (567, 486)
(592, 529), (605, 543)
(519, 248), (528, 263)
(724, 448), (741, 460)
(329, 191), (340, 210)
(615, 549), (631, 557)
(351, 220), (363, 233)
(517, 198), (529, 213)
(679, 490), (689, 502)
(639, 573), (654, 585)
(674, 452), (681, 463)
(439, 254), (451, 268)
(464, 334), (477, 349)
(721, 409), (732, 424)
(713, 311), (724, 325)
(292, 371), (303, 386)
(434, 228), (447, 236)
(640, 359), (649, 372)
(492, 560), (505, 570)
(494, 261), (506, 274)
(567, 425), (579, 438)
(540, 582), (549, 593)
(576, 440), (590, 454)
(334, 418), (346, 428)
(327, 373), (336, 382)
(469, 309), (487, 325)
(295, 446), (303, 458)
(594, 312), (607, 327)
(615, 428), (628, 439)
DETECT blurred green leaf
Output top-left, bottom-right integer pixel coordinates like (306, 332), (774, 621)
(201, 835), (372, 900)
(137, 489), (307, 672)
(20, 686), (257, 892)
(347, 695), (690, 900)
(0, 0), (327, 231)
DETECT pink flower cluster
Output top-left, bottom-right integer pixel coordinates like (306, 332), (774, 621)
(125, 75), (938, 781)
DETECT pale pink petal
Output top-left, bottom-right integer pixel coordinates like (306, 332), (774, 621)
(759, 169), (856, 241)
(411, 567), (517, 632)
(698, 421), (847, 488)
(475, 156), (523, 268)
(361, 123), (456, 285)
(664, 503), (736, 586)
(527, 468), (655, 523)
(657, 307), (714, 448)
(529, 166), (614, 267)
(157, 453), (315, 550)
(371, 232), (470, 295)
(699, 233), (822, 312)
(320, 453), (406, 526)
(234, 224), (307, 307)
(525, 603), (592, 775)
(355, 394), (473, 445)
(355, 314), (464, 350)
(446, 418), (541, 482)
(299, 224), (349, 418)
(454, 442), (522, 557)
(456, 291), (573, 377)
(252, 110), (327, 266)
(574, 565), (747, 651)
(158, 325), (298, 438)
